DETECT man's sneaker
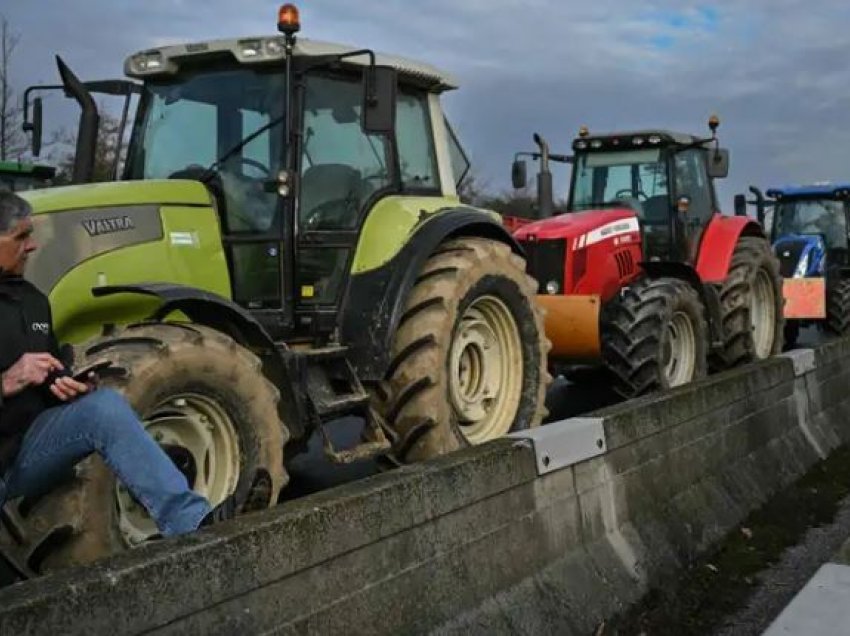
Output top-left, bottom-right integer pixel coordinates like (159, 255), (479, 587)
(199, 496), (237, 528)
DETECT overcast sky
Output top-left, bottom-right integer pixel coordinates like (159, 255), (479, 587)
(4, 1), (850, 207)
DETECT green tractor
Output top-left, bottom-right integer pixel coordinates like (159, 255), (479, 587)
(2, 5), (548, 575)
(0, 161), (55, 192)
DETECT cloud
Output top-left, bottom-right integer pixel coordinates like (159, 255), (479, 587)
(3, 0), (850, 206)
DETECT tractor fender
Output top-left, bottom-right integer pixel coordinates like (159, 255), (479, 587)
(640, 261), (724, 350)
(93, 283), (277, 352)
(339, 208), (523, 382)
(696, 214), (765, 283)
(92, 283), (306, 439)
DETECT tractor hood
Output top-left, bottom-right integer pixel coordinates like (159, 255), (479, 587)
(20, 179), (213, 214)
(513, 208), (638, 241)
(19, 179), (217, 297)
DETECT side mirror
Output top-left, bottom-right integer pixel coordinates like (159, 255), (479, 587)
(512, 159), (527, 189)
(707, 148), (729, 179)
(30, 97), (43, 157)
(733, 194), (747, 217)
(362, 65), (397, 135)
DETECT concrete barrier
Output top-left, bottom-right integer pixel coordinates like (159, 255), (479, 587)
(2, 339), (850, 635)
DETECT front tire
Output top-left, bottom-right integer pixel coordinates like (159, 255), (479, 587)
(372, 238), (549, 464)
(602, 277), (708, 398)
(4, 322), (288, 573)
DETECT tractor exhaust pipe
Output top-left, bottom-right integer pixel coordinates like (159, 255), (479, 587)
(56, 56), (99, 184)
(749, 186), (766, 226)
(533, 133), (554, 220)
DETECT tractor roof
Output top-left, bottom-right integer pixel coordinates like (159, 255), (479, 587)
(124, 37), (458, 91)
(572, 129), (704, 151)
(766, 184), (850, 199)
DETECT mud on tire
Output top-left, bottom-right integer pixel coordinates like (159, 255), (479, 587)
(712, 236), (784, 369)
(3, 322), (288, 574)
(371, 237), (550, 464)
(602, 277), (708, 398)
(826, 279), (850, 336)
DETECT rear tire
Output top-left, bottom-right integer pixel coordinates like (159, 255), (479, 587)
(712, 236), (784, 369)
(602, 277), (708, 398)
(826, 279), (850, 336)
(4, 322), (288, 573)
(372, 238), (550, 464)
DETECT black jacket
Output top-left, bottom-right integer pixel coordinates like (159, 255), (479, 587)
(0, 275), (69, 471)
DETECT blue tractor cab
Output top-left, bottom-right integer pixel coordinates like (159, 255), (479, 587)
(744, 183), (850, 346)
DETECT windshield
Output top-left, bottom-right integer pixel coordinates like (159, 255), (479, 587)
(127, 67), (285, 183)
(571, 149), (669, 223)
(774, 199), (848, 249)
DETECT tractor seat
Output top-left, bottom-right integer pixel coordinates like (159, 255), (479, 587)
(300, 164), (363, 230)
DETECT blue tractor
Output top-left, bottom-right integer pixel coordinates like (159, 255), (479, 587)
(738, 184), (850, 347)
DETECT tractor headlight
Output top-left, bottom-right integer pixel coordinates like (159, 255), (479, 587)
(793, 251), (810, 278)
(545, 280), (560, 295)
(239, 39), (263, 58)
(236, 37), (288, 62)
(126, 50), (178, 76)
(130, 52), (164, 73)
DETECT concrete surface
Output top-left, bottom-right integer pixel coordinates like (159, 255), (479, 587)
(763, 564), (850, 636)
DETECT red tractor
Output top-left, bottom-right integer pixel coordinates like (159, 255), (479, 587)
(512, 118), (784, 397)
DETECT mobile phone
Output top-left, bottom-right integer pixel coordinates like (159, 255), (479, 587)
(72, 360), (114, 382)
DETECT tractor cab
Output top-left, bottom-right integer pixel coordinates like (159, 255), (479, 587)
(566, 124), (729, 265)
(766, 185), (850, 276)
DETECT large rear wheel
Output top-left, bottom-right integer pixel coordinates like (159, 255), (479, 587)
(602, 277), (708, 398)
(1, 322), (288, 574)
(713, 236), (784, 369)
(372, 238), (549, 464)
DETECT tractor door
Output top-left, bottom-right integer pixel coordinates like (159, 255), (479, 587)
(293, 72), (396, 338)
(673, 148), (715, 263)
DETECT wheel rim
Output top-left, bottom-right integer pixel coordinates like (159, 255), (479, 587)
(449, 295), (523, 444)
(662, 310), (697, 387)
(751, 268), (777, 359)
(116, 393), (240, 546)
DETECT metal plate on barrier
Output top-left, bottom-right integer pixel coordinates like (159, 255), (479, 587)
(781, 348), (816, 377)
(508, 417), (607, 475)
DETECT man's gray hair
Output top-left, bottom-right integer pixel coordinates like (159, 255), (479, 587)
(0, 191), (33, 234)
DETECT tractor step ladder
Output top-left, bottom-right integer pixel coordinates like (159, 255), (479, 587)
(300, 347), (392, 463)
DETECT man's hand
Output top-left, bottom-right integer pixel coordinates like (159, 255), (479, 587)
(1, 353), (64, 398)
(49, 375), (90, 402)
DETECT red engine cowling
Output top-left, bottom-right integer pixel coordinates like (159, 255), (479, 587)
(514, 208), (644, 300)
(513, 208), (644, 360)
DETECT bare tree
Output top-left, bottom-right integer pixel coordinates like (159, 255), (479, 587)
(0, 15), (26, 161)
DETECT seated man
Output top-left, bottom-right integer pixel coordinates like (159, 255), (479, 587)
(0, 192), (227, 538)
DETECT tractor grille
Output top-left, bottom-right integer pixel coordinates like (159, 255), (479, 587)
(614, 250), (635, 279)
(520, 238), (566, 293)
(775, 240), (807, 278)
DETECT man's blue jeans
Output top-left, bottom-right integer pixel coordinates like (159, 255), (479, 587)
(1, 388), (211, 536)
